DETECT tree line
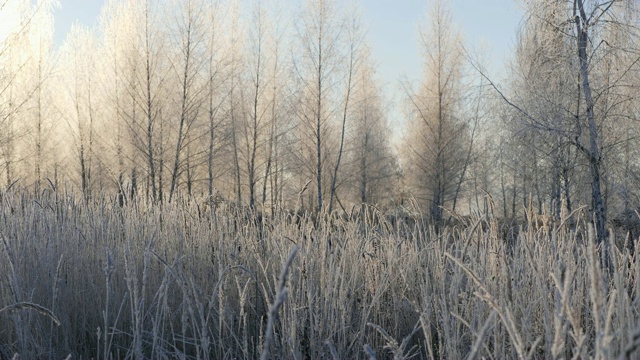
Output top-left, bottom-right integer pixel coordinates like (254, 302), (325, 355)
(2, 0), (640, 237)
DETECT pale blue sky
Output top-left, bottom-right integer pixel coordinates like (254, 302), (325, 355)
(51, 0), (522, 137)
(364, 0), (522, 84)
(52, 0), (522, 82)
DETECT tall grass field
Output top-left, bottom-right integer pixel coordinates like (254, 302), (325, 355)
(1, 189), (639, 359)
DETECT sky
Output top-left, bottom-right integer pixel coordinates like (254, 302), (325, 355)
(4, 0), (519, 142)
(43, 0), (522, 140)
(358, 0), (523, 136)
(364, 0), (522, 87)
(49, 0), (522, 82)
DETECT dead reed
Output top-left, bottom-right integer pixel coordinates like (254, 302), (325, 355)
(0, 190), (639, 359)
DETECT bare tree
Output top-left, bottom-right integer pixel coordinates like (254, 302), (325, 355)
(226, 0), (245, 204)
(98, 0), (131, 204)
(490, 0), (640, 246)
(293, 0), (344, 213)
(26, 0), (58, 192)
(348, 48), (398, 208)
(260, 1), (290, 214)
(167, 0), (206, 202)
(200, 0), (229, 203)
(126, 0), (167, 203)
(403, 0), (468, 225)
(0, 1), (50, 176)
(244, 0), (269, 210)
(60, 24), (99, 201)
(0, 4), (25, 187)
(574, 0), (605, 240)
(327, 6), (363, 213)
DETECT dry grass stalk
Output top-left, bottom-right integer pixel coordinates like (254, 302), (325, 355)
(466, 310), (496, 360)
(1, 193), (640, 358)
(0, 302), (60, 326)
(260, 245), (298, 360)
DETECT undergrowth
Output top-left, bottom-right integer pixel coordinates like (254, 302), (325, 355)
(0, 190), (639, 359)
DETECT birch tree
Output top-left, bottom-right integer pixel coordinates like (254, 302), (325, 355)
(501, 0), (640, 245)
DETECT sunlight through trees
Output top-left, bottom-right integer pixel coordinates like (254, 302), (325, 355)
(0, 0), (639, 230)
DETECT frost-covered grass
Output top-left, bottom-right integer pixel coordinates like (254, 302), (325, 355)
(1, 190), (639, 359)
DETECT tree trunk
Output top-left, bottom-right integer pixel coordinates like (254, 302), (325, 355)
(232, 111), (242, 205)
(249, 53), (261, 209)
(576, 0), (606, 243)
(360, 132), (369, 204)
(208, 73), (216, 202)
(316, 54), (323, 214)
(169, 17), (195, 202)
(146, 64), (156, 203)
(329, 45), (354, 213)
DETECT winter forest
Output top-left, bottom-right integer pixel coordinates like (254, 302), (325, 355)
(3, 0), (640, 359)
